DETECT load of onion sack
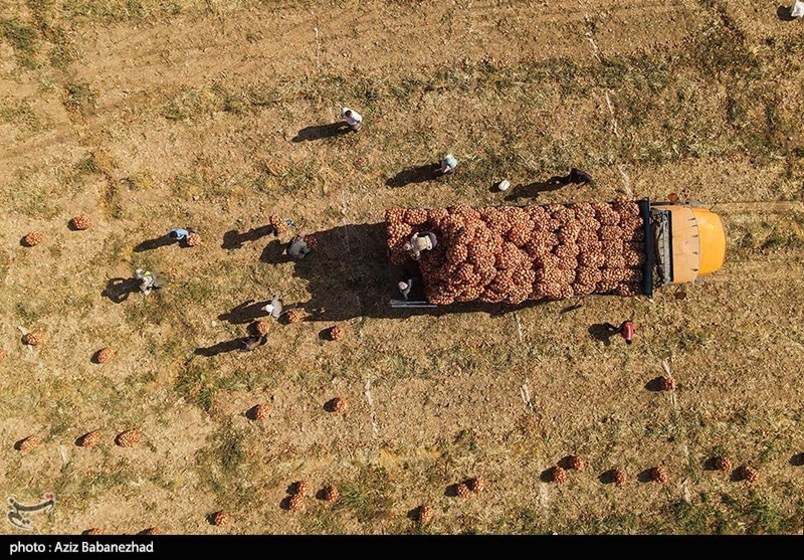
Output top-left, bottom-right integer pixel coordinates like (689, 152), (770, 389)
(386, 200), (645, 305)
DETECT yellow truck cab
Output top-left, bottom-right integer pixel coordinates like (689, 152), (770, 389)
(651, 204), (727, 286)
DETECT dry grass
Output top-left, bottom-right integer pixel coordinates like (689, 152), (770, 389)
(0, 0), (802, 535)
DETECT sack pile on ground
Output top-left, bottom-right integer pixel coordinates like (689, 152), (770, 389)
(386, 200), (645, 305)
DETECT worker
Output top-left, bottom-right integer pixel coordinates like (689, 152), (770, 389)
(168, 227), (191, 243)
(342, 108), (363, 132)
(402, 232), (437, 261)
(440, 154), (458, 174)
(286, 232), (311, 259)
(567, 168), (593, 185)
(792, 1), (804, 18)
(241, 334), (268, 352)
(261, 295), (284, 319)
(134, 269), (164, 296)
(603, 320), (635, 345)
(398, 278), (415, 300)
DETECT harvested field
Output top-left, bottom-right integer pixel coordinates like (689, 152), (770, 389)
(0, 0), (802, 535)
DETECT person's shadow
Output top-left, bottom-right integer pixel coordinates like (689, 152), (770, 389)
(777, 5), (796, 20)
(260, 239), (292, 264)
(101, 277), (139, 303)
(218, 299), (272, 324)
(385, 163), (442, 188)
(588, 323), (617, 346)
(292, 122), (350, 142)
(222, 225), (276, 249)
(194, 337), (247, 357)
(134, 235), (174, 252)
(504, 176), (569, 200)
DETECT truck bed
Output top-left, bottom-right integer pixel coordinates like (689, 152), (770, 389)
(386, 199), (655, 308)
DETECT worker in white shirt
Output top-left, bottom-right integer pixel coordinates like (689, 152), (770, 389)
(398, 278), (415, 300)
(134, 269), (165, 296)
(261, 295), (284, 319)
(792, 0), (804, 18)
(402, 232), (438, 261)
(342, 107), (363, 132)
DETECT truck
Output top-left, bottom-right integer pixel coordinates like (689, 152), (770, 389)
(387, 199), (726, 308)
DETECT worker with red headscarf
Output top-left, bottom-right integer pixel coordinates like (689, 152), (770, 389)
(603, 320), (635, 345)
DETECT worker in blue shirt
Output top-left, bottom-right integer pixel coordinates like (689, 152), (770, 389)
(168, 228), (190, 242)
(440, 154), (458, 174)
(286, 232), (312, 259)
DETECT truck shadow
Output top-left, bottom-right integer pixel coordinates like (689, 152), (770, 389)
(262, 222), (548, 322)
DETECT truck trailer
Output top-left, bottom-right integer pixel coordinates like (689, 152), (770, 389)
(387, 199), (726, 308)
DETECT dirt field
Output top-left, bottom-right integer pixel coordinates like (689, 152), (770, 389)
(1, 0), (802, 535)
